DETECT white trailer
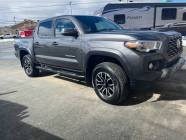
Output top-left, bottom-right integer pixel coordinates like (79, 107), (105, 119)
(95, 3), (186, 36)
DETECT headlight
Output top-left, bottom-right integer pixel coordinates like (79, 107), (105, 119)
(125, 40), (162, 52)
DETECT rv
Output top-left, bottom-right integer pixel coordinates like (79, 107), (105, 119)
(95, 3), (186, 37)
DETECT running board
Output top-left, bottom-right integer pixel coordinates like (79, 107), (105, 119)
(36, 66), (85, 80)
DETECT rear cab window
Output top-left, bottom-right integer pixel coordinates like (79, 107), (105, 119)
(38, 20), (54, 37)
(161, 8), (177, 20)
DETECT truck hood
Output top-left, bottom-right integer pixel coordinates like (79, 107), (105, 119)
(84, 30), (180, 41)
(120, 30), (179, 40)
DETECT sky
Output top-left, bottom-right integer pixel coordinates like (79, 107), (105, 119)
(0, 0), (120, 27)
(0, 0), (185, 27)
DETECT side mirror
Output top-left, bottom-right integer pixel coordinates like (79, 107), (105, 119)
(61, 28), (78, 37)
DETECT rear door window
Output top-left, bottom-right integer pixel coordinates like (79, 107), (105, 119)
(162, 8), (177, 20)
(114, 14), (126, 24)
(38, 20), (53, 37)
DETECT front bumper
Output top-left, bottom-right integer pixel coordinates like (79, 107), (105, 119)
(133, 57), (185, 81)
(160, 57), (185, 79)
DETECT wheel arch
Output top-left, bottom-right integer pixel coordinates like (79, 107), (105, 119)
(85, 50), (131, 84)
(19, 49), (31, 67)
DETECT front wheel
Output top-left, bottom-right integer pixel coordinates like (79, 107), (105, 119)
(92, 62), (129, 105)
(22, 54), (39, 77)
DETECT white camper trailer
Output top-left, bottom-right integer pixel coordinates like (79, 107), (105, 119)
(95, 3), (186, 36)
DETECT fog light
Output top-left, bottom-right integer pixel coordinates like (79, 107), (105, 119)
(149, 63), (154, 70)
(148, 61), (161, 71)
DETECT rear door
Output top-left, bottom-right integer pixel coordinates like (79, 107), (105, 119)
(34, 19), (55, 65)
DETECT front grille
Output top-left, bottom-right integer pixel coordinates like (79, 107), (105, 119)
(167, 36), (183, 57)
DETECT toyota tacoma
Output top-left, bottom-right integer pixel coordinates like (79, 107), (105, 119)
(14, 15), (185, 104)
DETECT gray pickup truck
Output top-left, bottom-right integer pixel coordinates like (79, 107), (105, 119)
(14, 15), (185, 104)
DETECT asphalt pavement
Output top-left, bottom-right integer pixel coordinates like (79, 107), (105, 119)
(0, 40), (186, 140)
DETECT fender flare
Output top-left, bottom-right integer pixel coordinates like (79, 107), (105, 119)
(85, 48), (132, 78)
(18, 48), (33, 66)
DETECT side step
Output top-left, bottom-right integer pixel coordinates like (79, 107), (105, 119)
(36, 66), (85, 80)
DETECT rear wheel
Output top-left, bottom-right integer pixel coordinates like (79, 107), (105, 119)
(22, 54), (39, 77)
(92, 62), (129, 105)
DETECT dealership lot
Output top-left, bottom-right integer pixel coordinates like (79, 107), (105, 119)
(0, 40), (186, 140)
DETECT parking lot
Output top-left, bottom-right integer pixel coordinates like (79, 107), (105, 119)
(0, 40), (186, 140)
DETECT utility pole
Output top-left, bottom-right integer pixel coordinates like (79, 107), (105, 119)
(69, 1), (72, 15)
(13, 16), (16, 24)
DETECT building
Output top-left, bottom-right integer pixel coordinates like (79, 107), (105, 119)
(0, 26), (13, 35)
(11, 19), (37, 34)
(0, 19), (37, 35)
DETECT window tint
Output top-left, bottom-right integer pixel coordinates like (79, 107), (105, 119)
(75, 16), (121, 33)
(95, 20), (119, 31)
(183, 12), (186, 21)
(162, 8), (177, 20)
(55, 18), (76, 37)
(38, 20), (53, 37)
(114, 14), (126, 24)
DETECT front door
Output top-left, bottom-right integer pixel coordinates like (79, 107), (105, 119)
(51, 18), (83, 71)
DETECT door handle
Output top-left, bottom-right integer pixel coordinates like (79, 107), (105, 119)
(34, 42), (39, 46)
(52, 42), (58, 46)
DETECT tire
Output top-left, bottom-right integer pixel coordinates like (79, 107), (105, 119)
(22, 54), (39, 77)
(92, 62), (129, 105)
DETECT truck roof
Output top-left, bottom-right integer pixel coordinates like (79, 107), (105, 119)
(39, 15), (98, 23)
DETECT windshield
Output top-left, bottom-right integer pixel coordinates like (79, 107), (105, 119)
(75, 16), (122, 33)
